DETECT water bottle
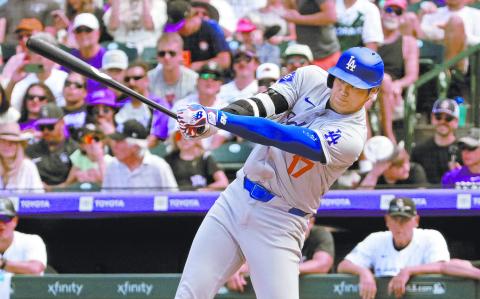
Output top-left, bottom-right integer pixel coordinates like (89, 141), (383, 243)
(455, 96), (467, 127)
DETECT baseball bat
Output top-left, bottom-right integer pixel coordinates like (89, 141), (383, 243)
(26, 37), (177, 119)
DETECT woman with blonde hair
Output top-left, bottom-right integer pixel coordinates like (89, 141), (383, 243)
(0, 123), (44, 192)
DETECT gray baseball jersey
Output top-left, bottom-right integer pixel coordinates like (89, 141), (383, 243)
(242, 65), (367, 214)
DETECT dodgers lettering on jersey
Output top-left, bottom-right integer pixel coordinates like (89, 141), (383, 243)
(241, 66), (367, 214)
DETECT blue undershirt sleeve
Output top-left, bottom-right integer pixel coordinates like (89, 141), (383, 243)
(216, 111), (326, 163)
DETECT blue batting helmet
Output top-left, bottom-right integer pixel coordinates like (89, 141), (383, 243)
(327, 47), (384, 89)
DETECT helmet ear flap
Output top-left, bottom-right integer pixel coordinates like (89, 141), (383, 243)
(327, 74), (335, 89)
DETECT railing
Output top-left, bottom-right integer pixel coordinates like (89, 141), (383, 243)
(404, 43), (480, 152)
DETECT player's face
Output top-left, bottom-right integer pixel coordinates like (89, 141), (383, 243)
(329, 78), (378, 114)
(385, 215), (418, 248)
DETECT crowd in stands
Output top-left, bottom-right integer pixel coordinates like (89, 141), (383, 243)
(0, 0), (478, 192)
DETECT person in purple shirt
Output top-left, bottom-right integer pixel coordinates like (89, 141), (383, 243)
(62, 13), (107, 94)
(442, 128), (480, 188)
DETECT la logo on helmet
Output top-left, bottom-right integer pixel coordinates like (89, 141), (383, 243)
(345, 56), (356, 72)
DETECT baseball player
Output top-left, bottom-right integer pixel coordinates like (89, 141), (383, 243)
(174, 47), (384, 299)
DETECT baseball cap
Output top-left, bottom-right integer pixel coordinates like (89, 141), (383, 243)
(256, 63), (280, 80)
(384, 0), (407, 10)
(263, 25), (281, 40)
(0, 198), (17, 219)
(102, 49), (128, 71)
(363, 136), (404, 163)
(432, 98), (460, 119)
(458, 127), (480, 148)
(15, 18), (43, 33)
(0, 123), (29, 142)
(73, 13), (99, 30)
(388, 197), (417, 218)
(86, 89), (117, 107)
(284, 44), (314, 63)
(108, 119), (148, 140)
(236, 18), (256, 33)
(165, 0), (192, 33)
(36, 103), (64, 126)
(198, 62), (223, 80)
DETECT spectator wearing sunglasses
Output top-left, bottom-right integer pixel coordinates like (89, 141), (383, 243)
(359, 138), (428, 189)
(26, 103), (79, 186)
(375, 0), (419, 144)
(164, 0), (231, 72)
(0, 197), (47, 275)
(442, 128), (480, 188)
(0, 123), (43, 193)
(411, 98), (461, 185)
(18, 83), (55, 135)
(148, 32), (198, 107)
(85, 89), (118, 136)
(55, 123), (113, 191)
(62, 72), (88, 141)
(218, 50), (259, 105)
(283, 43), (313, 73)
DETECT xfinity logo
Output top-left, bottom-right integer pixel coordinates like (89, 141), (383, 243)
(117, 281), (153, 296)
(48, 281), (83, 296)
(333, 281), (359, 295)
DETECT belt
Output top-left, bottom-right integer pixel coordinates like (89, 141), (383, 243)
(243, 177), (309, 217)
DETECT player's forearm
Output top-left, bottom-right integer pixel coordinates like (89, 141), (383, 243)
(215, 111), (326, 162)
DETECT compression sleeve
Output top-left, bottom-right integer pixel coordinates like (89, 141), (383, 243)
(216, 111), (326, 162)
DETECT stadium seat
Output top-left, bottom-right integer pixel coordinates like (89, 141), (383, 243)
(141, 47), (158, 69)
(101, 41), (138, 63)
(211, 141), (254, 179)
(150, 142), (170, 158)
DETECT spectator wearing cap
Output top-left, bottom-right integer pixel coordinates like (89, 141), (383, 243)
(232, 18), (258, 54)
(7, 32), (68, 111)
(56, 123), (113, 191)
(283, 43), (313, 73)
(1, 18), (44, 83)
(256, 62), (280, 93)
(419, 0), (480, 74)
(66, 13), (107, 94)
(26, 103), (79, 186)
(281, 0), (341, 70)
(411, 98), (460, 185)
(102, 0), (167, 53)
(0, 197), (47, 275)
(359, 138), (428, 189)
(335, 0), (383, 51)
(148, 32), (198, 106)
(85, 88), (118, 136)
(0, 0), (59, 46)
(62, 72), (88, 141)
(165, 0), (231, 72)
(169, 63), (229, 150)
(442, 128), (480, 188)
(375, 0), (419, 144)
(103, 119), (178, 191)
(0, 123), (43, 192)
(101, 49), (129, 105)
(338, 197), (451, 299)
(191, 0), (236, 37)
(218, 50), (259, 105)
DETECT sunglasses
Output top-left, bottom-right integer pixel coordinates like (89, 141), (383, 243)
(199, 72), (220, 81)
(384, 6), (403, 16)
(125, 75), (145, 82)
(287, 57), (309, 66)
(234, 55), (253, 64)
(458, 143), (478, 152)
(157, 50), (177, 57)
(39, 123), (56, 131)
(93, 106), (113, 115)
(74, 26), (94, 34)
(26, 94), (48, 102)
(0, 216), (13, 223)
(64, 80), (85, 89)
(82, 134), (101, 144)
(434, 113), (454, 122)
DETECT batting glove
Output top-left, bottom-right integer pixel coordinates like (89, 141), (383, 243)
(177, 104), (221, 139)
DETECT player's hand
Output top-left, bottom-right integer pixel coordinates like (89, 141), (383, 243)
(388, 269), (410, 298)
(177, 104), (219, 139)
(359, 271), (377, 299)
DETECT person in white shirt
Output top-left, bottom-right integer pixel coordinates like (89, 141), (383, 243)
(0, 197), (47, 275)
(338, 197), (450, 299)
(420, 0), (480, 73)
(0, 123), (44, 193)
(103, 119), (178, 191)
